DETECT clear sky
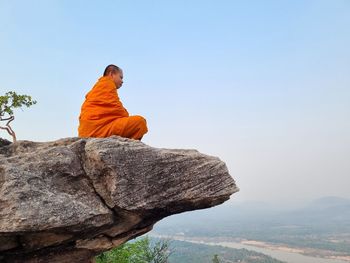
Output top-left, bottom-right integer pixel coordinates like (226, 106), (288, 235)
(1, 0), (349, 206)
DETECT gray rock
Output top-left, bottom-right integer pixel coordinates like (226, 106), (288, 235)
(0, 136), (238, 262)
(0, 138), (11, 148)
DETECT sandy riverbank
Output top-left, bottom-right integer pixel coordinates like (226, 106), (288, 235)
(239, 239), (350, 262)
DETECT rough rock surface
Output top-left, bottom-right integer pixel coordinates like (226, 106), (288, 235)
(0, 136), (238, 262)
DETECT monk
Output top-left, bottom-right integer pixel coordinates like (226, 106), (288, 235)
(78, 64), (148, 140)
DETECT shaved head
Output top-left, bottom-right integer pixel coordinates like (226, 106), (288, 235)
(103, 64), (122, 76)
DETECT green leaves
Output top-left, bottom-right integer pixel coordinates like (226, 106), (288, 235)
(0, 91), (37, 142)
(212, 254), (220, 263)
(0, 91), (37, 118)
(95, 237), (171, 263)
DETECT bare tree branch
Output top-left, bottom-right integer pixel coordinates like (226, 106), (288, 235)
(0, 116), (16, 142)
(0, 116), (14, 121)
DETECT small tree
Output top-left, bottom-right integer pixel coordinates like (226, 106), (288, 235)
(0, 91), (37, 142)
(95, 236), (172, 263)
(212, 254), (220, 263)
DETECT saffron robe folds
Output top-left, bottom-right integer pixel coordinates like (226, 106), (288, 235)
(78, 76), (148, 140)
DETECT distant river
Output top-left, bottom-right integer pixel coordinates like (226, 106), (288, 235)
(152, 234), (349, 263)
(189, 240), (349, 263)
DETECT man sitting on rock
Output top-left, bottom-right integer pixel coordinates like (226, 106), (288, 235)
(78, 64), (148, 140)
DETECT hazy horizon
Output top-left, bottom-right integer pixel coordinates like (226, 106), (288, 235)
(1, 1), (349, 206)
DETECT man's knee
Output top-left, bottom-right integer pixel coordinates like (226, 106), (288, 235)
(127, 115), (148, 140)
(133, 115), (147, 130)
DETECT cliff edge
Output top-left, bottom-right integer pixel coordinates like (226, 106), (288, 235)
(0, 136), (238, 262)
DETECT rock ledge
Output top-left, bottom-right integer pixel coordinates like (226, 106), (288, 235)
(0, 136), (238, 262)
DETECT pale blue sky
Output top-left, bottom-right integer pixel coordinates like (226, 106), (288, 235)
(1, 0), (349, 205)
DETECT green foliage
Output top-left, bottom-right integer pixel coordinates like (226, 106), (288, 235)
(95, 236), (171, 263)
(0, 91), (36, 117)
(0, 91), (37, 142)
(212, 254), (220, 263)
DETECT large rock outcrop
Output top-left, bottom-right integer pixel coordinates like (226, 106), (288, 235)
(0, 136), (238, 262)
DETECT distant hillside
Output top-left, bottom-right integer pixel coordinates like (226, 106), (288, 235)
(307, 196), (350, 211)
(168, 240), (284, 263)
(153, 196), (350, 254)
(154, 196), (350, 234)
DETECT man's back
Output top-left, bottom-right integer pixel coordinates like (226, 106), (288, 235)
(78, 65), (147, 140)
(79, 76), (128, 121)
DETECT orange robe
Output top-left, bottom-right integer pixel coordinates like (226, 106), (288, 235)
(78, 76), (148, 140)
